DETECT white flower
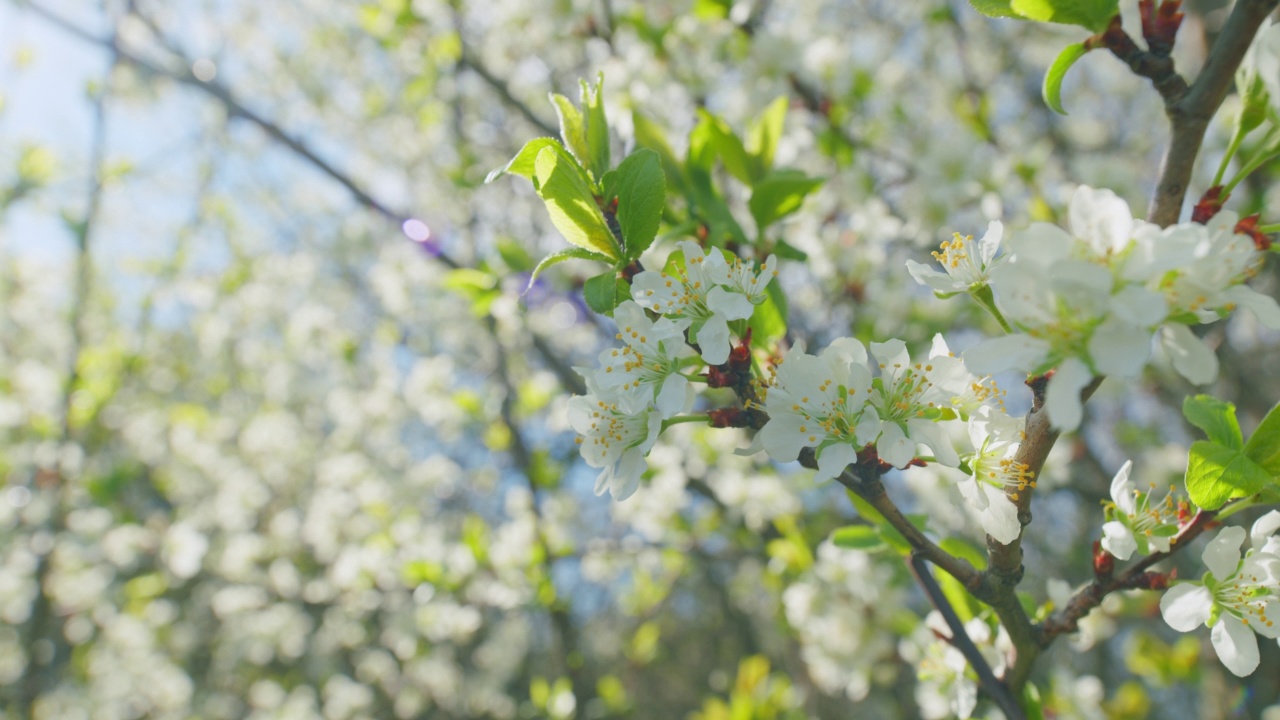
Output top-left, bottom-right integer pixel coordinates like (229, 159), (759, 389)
(567, 387), (663, 501)
(906, 221), (1005, 295)
(955, 405), (1027, 544)
(1099, 460), (1184, 561)
(1160, 522), (1280, 677)
(861, 336), (969, 468)
(755, 338), (878, 482)
(597, 301), (695, 418)
(723, 253), (779, 304)
(630, 241), (754, 365)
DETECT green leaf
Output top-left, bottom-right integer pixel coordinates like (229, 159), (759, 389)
(687, 165), (748, 245)
(748, 169), (824, 234)
(746, 95), (788, 178)
(613, 149), (666, 261)
(632, 111), (688, 198)
(549, 93), (591, 172)
(1183, 395), (1243, 450)
(748, 280), (787, 350)
(772, 238), (808, 262)
(968, 0), (1018, 18)
(496, 237), (535, 272)
(527, 247), (614, 289)
(695, 110), (754, 184)
(581, 74), (611, 181)
(831, 525), (886, 551)
(533, 146), (621, 260)
(1042, 42), (1089, 115)
(583, 272), (629, 315)
(1010, 0), (1118, 31)
(1244, 400), (1280, 475)
(1023, 683), (1046, 720)
(484, 137), (560, 183)
(1184, 440), (1271, 510)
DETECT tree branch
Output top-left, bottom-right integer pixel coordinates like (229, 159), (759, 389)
(1039, 508), (1217, 644)
(909, 553), (1024, 720)
(1148, 0), (1280, 226)
(979, 375), (1102, 692)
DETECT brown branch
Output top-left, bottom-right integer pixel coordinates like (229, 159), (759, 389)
(1039, 508), (1217, 644)
(979, 375), (1103, 692)
(796, 448), (982, 589)
(1147, 0), (1280, 226)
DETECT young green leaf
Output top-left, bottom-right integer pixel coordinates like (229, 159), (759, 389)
(748, 280), (787, 350)
(746, 95), (788, 178)
(831, 525), (886, 551)
(694, 110), (754, 184)
(583, 271), (629, 315)
(484, 137), (560, 183)
(1010, 0), (1118, 32)
(613, 149), (666, 261)
(1042, 42), (1089, 115)
(748, 169), (824, 234)
(1184, 439), (1270, 510)
(526, 247), (614, 290)
(581, 74), (611, 181)
(550, 93), (591, 173)
(1243, 400), (1280, 475)
(1183, 395), (1243, 450)
(968, 0), (1018, 18)
(533, 146), (621, 260)
(632, 110), (688, 198)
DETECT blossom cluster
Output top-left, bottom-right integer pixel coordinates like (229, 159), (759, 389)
(914, 186), (1280, 431)
(569, 242), (777, 500)
(1161, 512), (1280, 676)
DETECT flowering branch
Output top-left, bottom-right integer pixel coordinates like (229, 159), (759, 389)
(1038, 508), (1218, 644)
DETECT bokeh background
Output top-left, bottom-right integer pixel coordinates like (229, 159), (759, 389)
(3, 0), (1280, 718)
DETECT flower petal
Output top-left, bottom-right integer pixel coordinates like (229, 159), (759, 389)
(1251, 510), (1280, 552)
(876, 422), (915, 468)
(1160, 583), (1213, 631)
(1089, 318), (1152, 377)
(1212, 616), (1261, 677)
(962, 334), (1051, 375)
(1203, 526), (1246, 580)
(815, 443), (859, 483)
(695, 316), (732, 365)
(1101, 520), (1137, 561)
(1161, 323), (1219, 385)
(1044, 358), (1092, 432)
(707, 286), (755, 321)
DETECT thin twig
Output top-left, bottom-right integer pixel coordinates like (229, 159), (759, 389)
(1039, 509), (1217, 643)
(909, 553), (1024, 720)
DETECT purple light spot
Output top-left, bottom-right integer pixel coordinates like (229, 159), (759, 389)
(402, 219), (431, 242)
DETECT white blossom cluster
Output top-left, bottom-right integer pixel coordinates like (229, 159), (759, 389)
(568, 242), (777, 500)
(913, 185), (1280, 431)
(1161, 512), (1280, 677)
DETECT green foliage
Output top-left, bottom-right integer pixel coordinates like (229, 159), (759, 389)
(748, 169), (824, 236)
(612, 148), (665, 260)
(830, 524), (885, 551)
(970, 0), (1118, 31)
(1042, 42), (1090, 115)
(583, 271), (629, 315)
(1182, 396), (1280, 509)
(533, 146), (621, 260)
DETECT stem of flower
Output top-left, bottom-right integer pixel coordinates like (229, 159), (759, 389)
(1223, 127), (1280, 195)
(661, 414), (711, 431)
(1212, 123), (1249, 188)
(971, 284), (1014, 334)
(1257, 223), (1280, 234)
